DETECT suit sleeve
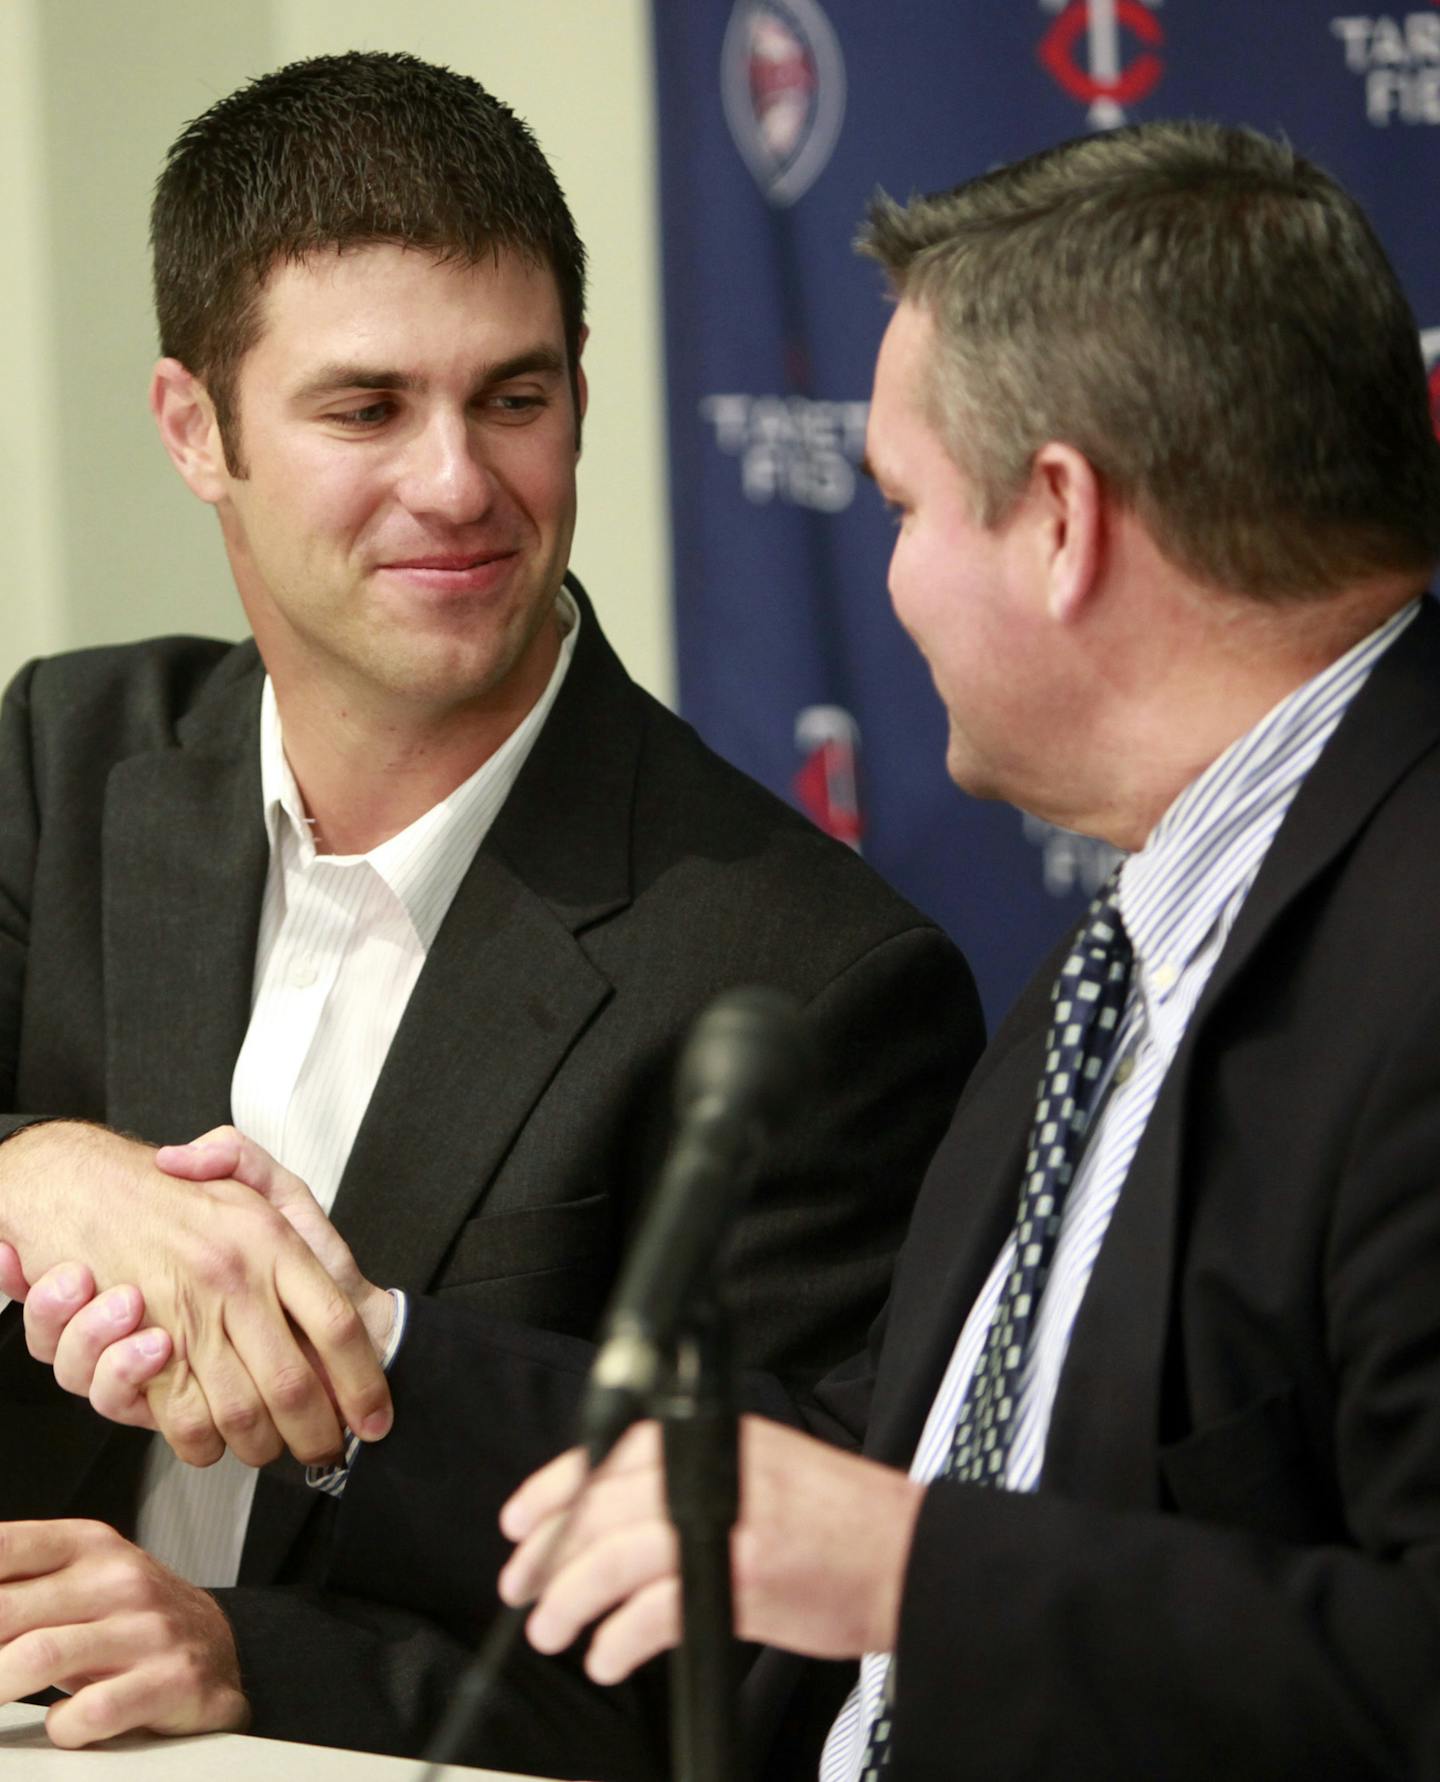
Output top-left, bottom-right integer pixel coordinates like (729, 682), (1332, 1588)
(715, 922), (982, 1387)
(217, 1578), (672, 1780)
(303, 1299), (807, 1638)
(221, 932), (974, 1762)
(220, 1302), (693, 1775)
(217, 1279), (889, 1770)
(883, 980), (1440, 1782)
(220, 1290), (837, 1772)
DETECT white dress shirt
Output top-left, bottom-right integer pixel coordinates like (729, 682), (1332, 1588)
(821, 599), (1419, 1780)
(135, 592), (579, 1587)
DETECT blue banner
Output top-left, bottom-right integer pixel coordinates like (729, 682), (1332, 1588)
(653, 1), (1440, 1023)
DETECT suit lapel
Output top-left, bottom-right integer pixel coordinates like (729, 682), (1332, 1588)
(247, 590), (645, 1581)
(1045, 599), (1440, 1506)
(102, 653), (268, 1144)
(328, 851), (616, 1289)
(329, 581), (641, 1293)
(89, 601), (646, 1583)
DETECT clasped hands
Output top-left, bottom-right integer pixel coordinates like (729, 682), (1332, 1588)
(0, 1122), (393, 1469)
(6, 1128), (925, 1695)
(0, 1123), (395, 1746)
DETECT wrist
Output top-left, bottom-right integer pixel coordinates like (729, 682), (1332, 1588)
(0, 1122), (137, 1268)
(870, 1474), (926, 1652)
(0, 1120), (71, 1250)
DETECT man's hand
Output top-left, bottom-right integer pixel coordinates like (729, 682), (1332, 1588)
(7, 1256), (172, 1431)
(0, 1121), (390, 1468)
(2, 1130), (397, 1464)
(498, 1417), (924, 1685)
(153, 1127), (396, 1359)
(0, 1520), (249, 1747)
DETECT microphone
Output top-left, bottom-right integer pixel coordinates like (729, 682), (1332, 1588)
(580, 985), (815, 1460)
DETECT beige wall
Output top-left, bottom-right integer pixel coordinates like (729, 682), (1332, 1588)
(0, 0), (673, 701)
(1, 0), (66, 672)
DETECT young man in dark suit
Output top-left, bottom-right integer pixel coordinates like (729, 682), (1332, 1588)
(0, 51), (978, 1753)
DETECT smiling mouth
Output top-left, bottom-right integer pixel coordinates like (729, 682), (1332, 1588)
(381, 551), (517, 572)
(375, 551), (522, 597)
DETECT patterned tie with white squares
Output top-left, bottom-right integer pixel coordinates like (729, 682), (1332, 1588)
(859, 873), (1132, 1778)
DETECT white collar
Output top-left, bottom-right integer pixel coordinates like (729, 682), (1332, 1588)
(257, 585), (580, 948)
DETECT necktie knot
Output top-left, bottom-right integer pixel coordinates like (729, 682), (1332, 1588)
(1048, 874), (1132, 1111)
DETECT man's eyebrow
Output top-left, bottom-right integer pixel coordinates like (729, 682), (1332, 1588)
(292, 366), (420, 401)
(291, 347), (567, 403)
(483, 347), (567, 384)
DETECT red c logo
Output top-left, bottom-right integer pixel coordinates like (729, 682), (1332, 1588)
(1039, 1), (1164, 107)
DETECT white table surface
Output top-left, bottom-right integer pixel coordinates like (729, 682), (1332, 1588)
(0, 1703), (560, 1779)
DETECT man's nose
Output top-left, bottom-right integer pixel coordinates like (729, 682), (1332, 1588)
(396, 414), (498, 523)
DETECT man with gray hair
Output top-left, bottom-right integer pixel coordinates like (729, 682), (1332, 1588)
(19, 119), (1440, 1777)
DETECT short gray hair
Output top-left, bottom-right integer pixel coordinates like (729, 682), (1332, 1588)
(858, 120), (1440, 599)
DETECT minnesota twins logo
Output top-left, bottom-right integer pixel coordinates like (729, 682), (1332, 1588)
(722, 0), (846, 206)
(793, 706), (863, 850)
(1037, 0), (1165, 130)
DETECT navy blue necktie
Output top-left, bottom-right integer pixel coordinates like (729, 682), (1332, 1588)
(943, 873), (1132, 1486)
(859, 874), (1132, 1778)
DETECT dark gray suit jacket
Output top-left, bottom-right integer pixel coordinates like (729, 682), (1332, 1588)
(0, 580), (981, 1602)
(319, 597), (1440, 1780)
(753, 593), (1440, 1780)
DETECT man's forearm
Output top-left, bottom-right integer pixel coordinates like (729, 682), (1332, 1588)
(0, 1121), (108, 1264)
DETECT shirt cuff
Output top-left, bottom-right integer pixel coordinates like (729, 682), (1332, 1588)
(305, 1288), (408, 1498)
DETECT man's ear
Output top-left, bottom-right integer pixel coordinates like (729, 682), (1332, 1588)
(573, 324), (590, 454)
(150, 358), (228, 503)
(1029, 442), (1103, 623)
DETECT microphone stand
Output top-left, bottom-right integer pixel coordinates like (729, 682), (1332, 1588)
(655, 1295), (742, 1782)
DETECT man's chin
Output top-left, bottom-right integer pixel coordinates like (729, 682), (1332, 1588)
(353, 625), (557, 719)
(945, 746), (1020, 813)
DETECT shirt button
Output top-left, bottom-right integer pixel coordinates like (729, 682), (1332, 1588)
(1151, 961), (1179, 992)
(290, 959), (319, 989)
(1113, 1055), (1135, 1087)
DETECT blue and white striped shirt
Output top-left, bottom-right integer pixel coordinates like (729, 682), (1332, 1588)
(821, 597), (1419, 1780)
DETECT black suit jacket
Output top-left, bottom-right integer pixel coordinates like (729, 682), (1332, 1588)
(0, 580), (980, 1594)
(322, 598), (1440, 1779)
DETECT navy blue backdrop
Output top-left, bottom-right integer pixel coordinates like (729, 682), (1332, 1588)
(652, 1), (1440, 1024)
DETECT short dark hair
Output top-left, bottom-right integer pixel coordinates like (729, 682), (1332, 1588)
(859, 119), (1440, 599)
(152, 50), (587, 472)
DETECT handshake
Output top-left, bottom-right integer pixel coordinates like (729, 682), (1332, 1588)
(0, 1121), (395, 1469)
(0, 1118), (922, 1754)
